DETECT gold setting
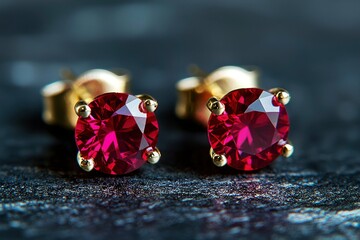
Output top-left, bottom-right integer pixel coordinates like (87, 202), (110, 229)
(77, 152), (94, 172)
(210, 148), (227, 167)
(147, 147), (161, 164)
(281, 143), (294, 158)
(269, 88), (291, 105)
(74, 100), (91, 118)
(206, 97), (225, 115)
(137, 94), (159, 113)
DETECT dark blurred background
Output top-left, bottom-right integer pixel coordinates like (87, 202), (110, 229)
(0, 1), (359, 239)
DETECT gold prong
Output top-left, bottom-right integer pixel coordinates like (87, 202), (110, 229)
(143, 99), (158, 112)
(206, 97), (225, 115)
(74, 100), (91, 118)
(269, 88), (291, 105)
(77, 152), (94, 172)
(210, 148), (227, 167)
(137, 94), (158, 113)
(281, 143), (294, 158)
(146, 147), (161, 164)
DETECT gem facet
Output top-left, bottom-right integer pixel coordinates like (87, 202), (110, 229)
(208, 88), (290, 171)
(75, 93), (159, 175)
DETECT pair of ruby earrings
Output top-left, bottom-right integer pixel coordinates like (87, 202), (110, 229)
(42, 66), (293, 175)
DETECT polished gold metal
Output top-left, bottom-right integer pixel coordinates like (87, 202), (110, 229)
(210, 148), (227, 167)
(147, 147), (161, 164)
(42, 81), (73, 128)
(176, 66), (259, 126)
(281, 143), (294, 158)
(42, 69), (130, 128)
(269, 88), (291, 105)
(77, 152), (94, 172)
(206, 97), (225, 115)
(137, 94), (158, 113)
(74, 100), (91, 118)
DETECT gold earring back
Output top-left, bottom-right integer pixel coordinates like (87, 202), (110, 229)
(176, 65), (259, 126)
(42, 69), (130, 128)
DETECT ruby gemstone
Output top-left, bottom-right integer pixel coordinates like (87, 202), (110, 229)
(208, 88), (290, 171)
(75, 93), (159, 175)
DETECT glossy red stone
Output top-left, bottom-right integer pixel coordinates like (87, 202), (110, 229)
(208, 88), (290, 171)
(75, 93), (159, 175)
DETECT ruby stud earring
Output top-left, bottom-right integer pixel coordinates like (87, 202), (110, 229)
(176, 66), (293, 171)
(42, 69), (161, 175)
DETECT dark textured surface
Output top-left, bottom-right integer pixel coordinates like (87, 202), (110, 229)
(1, 1), (360, 239)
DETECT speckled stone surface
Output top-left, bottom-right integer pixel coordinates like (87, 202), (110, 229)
(0, 1), (360, 239)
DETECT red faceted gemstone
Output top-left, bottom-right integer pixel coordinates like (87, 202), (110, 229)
(75, 93), (159, 175)
(208, 88), (290, 171)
